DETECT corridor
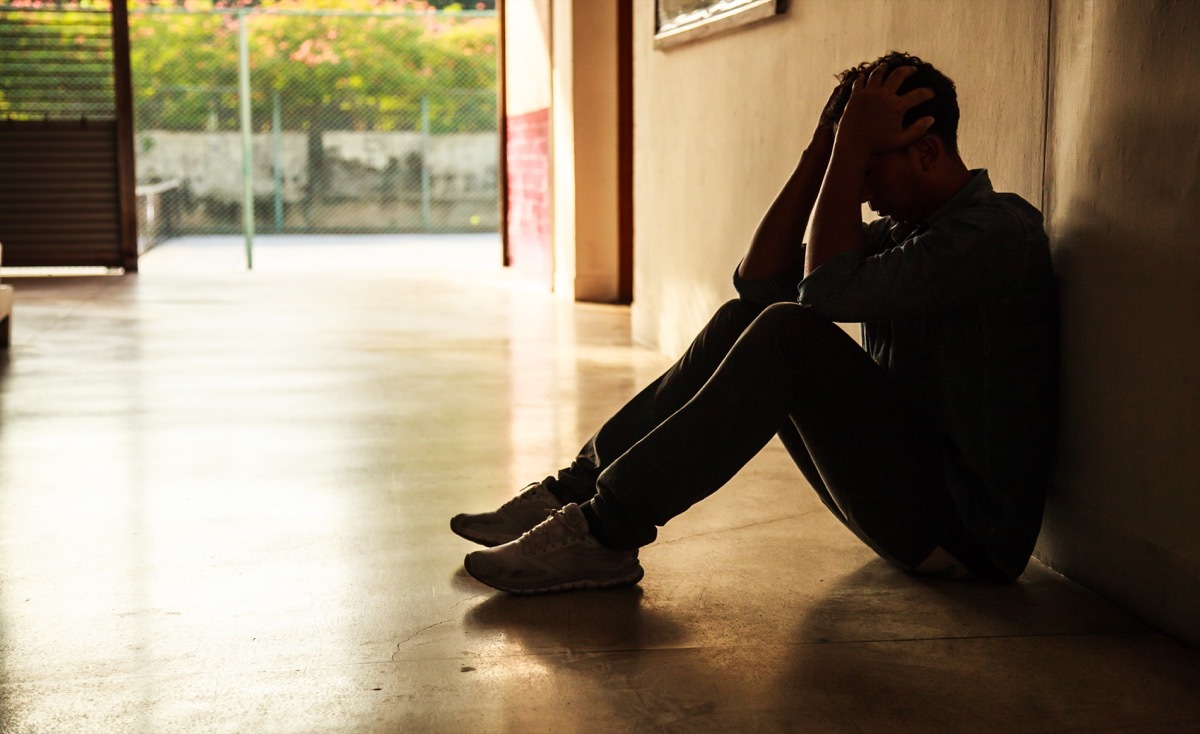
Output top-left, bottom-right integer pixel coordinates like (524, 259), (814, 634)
(1, 236), (1198, 732)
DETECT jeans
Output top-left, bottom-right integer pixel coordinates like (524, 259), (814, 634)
(546, 298), (999, 577)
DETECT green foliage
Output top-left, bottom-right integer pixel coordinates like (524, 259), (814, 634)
(129, 0), (497, 133)
(0, 2), (118, 120)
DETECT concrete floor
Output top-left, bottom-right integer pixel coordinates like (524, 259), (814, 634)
(2, 235), (1199, 733)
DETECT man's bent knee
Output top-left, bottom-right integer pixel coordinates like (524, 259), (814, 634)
(748, 302), (844, 346)
(706, 298), (768, 338)
(758, 301), (832, 324)
(717, 297), (767, 320)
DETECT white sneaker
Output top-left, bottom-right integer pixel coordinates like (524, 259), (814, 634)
(463, 503), (644, 595)
(450, 482), (564, 547)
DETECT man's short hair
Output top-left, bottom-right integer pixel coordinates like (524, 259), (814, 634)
(821, 51), (960, 154)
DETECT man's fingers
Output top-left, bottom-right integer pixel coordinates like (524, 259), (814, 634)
(866, 63), (889, 87)
(898, 115), (936, 146)
(881, 63), (916, 91)
(898, 86), (935, 109)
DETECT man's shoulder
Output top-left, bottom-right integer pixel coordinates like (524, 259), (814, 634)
(931, 189), (1055, 291)
(992, 191), (1046, 232)
(936, 188), (1046, 244)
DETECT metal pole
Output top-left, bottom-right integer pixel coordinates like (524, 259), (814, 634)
(272, 88), (284, 233)
(237, 8), (255, 269)
(421, 95), (431, 231)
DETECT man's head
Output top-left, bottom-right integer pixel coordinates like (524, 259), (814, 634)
(822, 51), (960, 154)
(822, 52), (968, 222)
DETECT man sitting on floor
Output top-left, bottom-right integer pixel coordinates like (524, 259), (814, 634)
(452, 51), (1058, 594)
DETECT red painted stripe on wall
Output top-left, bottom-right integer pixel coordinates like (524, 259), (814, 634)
(505, 107), (551, 280)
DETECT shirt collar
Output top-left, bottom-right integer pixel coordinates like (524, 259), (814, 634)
(888, 169), (992, 244)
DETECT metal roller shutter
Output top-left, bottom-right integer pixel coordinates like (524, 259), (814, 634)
(0, 3), (135, 269)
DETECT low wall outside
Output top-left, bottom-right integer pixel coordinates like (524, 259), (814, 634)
(134, 130), (499, 234)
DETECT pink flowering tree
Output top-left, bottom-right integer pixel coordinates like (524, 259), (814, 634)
(128, 0), (497, 132)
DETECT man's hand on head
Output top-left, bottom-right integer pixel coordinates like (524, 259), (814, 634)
(804, 83), (845, 159)
(833, 64), (935, 158)
(805, 64), (931, 275)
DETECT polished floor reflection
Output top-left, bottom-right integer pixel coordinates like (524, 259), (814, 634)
(1, 235), (1199, 732)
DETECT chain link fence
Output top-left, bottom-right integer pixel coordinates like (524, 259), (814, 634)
(128, 3), (498, 242)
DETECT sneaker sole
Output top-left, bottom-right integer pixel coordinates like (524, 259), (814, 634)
(463, 554), (645, 595)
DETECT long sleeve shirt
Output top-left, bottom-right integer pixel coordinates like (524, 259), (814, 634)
(735, 170), (1058, 578)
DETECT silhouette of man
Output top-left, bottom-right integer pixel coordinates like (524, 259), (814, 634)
(453, 52), (1058, 594)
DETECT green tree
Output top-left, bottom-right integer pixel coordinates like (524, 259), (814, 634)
(129, 0), (497, 133)
(0, 0), (120, 121)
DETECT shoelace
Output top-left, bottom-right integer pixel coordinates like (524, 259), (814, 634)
(521, 510), (583, 555)
(498, 483), (540, 510)
(498, 480), (554, 511)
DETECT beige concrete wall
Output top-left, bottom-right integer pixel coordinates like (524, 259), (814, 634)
(631, 0), (1048, 355)
(504, 0), (552, 116)
(548, 0), (623, 302)
(1036, 0), (1200, 647)
(566, 0), (622, 302)
(550, 0), (575, 296)
(508, 0), (621, 299)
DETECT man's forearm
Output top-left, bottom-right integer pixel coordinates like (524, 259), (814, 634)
(806, 143), (869, 276)
(737, 133), (832, 281)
